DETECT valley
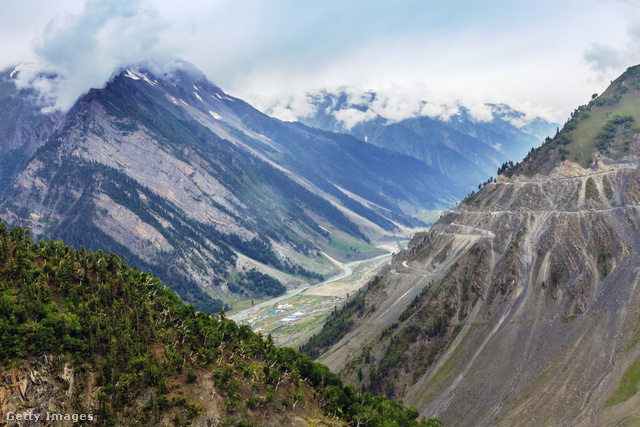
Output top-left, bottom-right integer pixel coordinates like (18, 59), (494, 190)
(0, 62), (451, 314)
(230, 239), (414, 349)
(4, 56), (615, 427)
(3, 2), (631, 426)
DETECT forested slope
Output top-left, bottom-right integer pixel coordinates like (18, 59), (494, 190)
(0, 224), (441, 426)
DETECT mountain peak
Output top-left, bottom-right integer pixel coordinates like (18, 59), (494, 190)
(116, 58), (222, 94)
(503, 63), (640, 178)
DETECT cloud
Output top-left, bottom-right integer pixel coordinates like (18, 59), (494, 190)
(464, 103), (494, 122)
(584, 43), (630, 76)
(266, 85), (560, 130)
(368, 94), (423, 123)
(14, 0), (173, 112)
(584, 19), (640, 81)
(333, 108), (378, 129)
(419, 102), (460, 121)
(506, 116), (529, 129)
(267, 92), (317, 122)
(3, 0), (636, 123)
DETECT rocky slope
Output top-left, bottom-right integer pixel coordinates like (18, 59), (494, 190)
(302, 66), (640, 426)
(0, 60), (456, 312)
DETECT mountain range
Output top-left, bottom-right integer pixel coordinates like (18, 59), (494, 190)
(0, 60), (554, 314)
(270, 89), (558, 194)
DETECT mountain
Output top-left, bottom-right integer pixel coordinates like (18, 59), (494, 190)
(271, 90), (558, 193)
(300, 65), (640, 426)
(0, 60), (460, 313)
(0, 224), (442, 426)
(0, 66), (64, 193)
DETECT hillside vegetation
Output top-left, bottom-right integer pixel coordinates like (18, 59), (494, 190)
(0, 223), (441, 426)
(505, 65), (640, 176)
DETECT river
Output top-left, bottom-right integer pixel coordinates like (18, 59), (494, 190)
(229, 246), (396, 322)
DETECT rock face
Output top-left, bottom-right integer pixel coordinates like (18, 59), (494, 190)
(0, 357), (335, 427)
(306, 66), (640, 426)
(1, 359), (84, 426)
(0, 60), (458, 311)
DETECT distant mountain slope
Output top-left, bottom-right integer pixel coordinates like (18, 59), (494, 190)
(272, 90), (558, 192)
(0, 67), (64, 193)
(0, 60), (455, 312)
(301, 65), (640, 426)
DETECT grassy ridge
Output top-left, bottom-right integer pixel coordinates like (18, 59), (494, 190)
(503, 65), (640, 177)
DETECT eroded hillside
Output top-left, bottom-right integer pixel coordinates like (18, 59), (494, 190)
(302, 66), (640, 426)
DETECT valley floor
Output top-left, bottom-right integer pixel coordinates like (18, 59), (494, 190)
(229, 240), (410, 348)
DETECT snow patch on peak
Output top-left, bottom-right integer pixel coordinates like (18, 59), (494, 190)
(209, 111), (221, 120)
(193, 85), (199, 91)
(124, 70), (140, 80)
(194, 92), (203, 102)
(124, 69), (157, 86)
(140, 74), (157, 86)
(10, 63), (38, 79)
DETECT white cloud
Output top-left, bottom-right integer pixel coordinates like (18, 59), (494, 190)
(266, 84), (560, 130)
(419, 102), (460, 121)
(12, 0), (174, 112)
(267, 92), (317, 122)
(333, 108), (378, 129)
(344, 88), (375, 106)
(2, 0), (639, 122)
(462, 102), (494, 122)
(507, 116), (529, 129)
(368, 94), (422, 122)
(584, 21), (640, 82)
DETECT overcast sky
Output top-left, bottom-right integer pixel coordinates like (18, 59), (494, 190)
(2, 0), (639, 122)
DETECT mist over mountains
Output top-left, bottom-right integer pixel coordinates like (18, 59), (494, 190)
(269, 89), (559, 192)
